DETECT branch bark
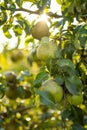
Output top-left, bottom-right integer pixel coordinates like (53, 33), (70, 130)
(4, 7), (62, 18)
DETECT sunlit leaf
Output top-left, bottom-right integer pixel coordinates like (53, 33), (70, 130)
(13, 25), (22, 36)
(14, 13), (23, 20)
(24, 36), (34, 45)
(23, 0), (38, 3)
(37, 0), (51, 10)
(56, 0), (62, 5)
(0, 12), (7, 26)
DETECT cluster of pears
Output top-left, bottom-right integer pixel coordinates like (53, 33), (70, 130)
(31, 20), (83, 106)
(4, 71), (18, 100)
(27, 20), (58, 67)
(4, 71), (32, 100)
(36, 37), (58, 61)
(31, 20), (58, 61)
(39, 78), (83, 106)
(28, 37), (58, 66)
(39, 79), (64, 104)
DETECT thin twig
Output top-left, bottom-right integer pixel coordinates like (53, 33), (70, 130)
(0, 105), (35, 116)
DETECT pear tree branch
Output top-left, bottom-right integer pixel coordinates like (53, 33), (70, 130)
(0, 105), (35, 117)
(4, 7), (62, 18)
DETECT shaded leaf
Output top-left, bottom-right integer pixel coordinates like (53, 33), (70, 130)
(33, 71), (49, 88)
(54, 75), (64, 85)
(74, 24), (87, 48)
(23, 20), (30, 35)
(8, 3), (16, 12)
(72, 123), (85, 130)
(16, 0), (23, 7)
(70, 106), (84, 125)
(56, 59), (75, 76)
(56, 59), (75, 69)
(17, 86), (25, 98)
(65, 76), (83, 95)
(37, 90), (55, 106)
(62, 109), (71, 119)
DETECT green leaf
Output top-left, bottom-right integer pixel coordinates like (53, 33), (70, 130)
(56, 0), (62, 5)
(37, 90), (55, 106)
(0, 12), (7, 26)
(23, 20), (30, 35)
(24, 36), (34, 46)
(56, 49), (63, 59)
(62, 109), (71, 119)
(56, 59), (75, 69)
(74, 24), (87, 48)
(33, 71), (49, 88)
(13, 25), (22, 36)
(14, 13), (23, 20)
(4, 31), (12, 38)
(8, 3), (16, 12)
(3, 25), (12, 38)
(16, 0), (23, 7)
(65, 76), (83, 95)
(54, 75), (64, 85)
(70, 106), (84, 125)
(63, 43), (75, 59)
(16, 19), (30, 35)
(17, 86), (25, 98)
(72, 123), (85, 130)
(37, 0), (51, 10)
(56, 59), (75, 76)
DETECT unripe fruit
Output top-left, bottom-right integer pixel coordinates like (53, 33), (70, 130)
(40, 79), (63, 103)
(32, 21), (49, 40)
(67, 94), (83, 106)
(36, 37), (57, 60)
(4, 71), (17, 83)
(11, 51), (23, 62)
(5, 87), (18, 100)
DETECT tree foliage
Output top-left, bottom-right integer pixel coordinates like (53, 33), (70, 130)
(0, 0), (87, 129)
